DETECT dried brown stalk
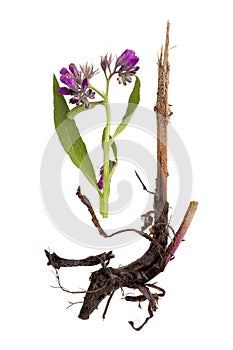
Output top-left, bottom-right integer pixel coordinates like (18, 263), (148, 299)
(155, 20), (172, 207)
(76, 186), (107, 238)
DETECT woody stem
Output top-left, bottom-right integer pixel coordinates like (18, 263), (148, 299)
(154, 21), (171, 209)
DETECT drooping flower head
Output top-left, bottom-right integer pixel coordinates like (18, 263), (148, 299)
(100, 49), (139, 85)
(58, 63), (98, 108)
(115, 49), (139, 85)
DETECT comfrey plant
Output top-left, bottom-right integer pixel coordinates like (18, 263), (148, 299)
(46, 22), (198, 331)
(54, 50), (140, 218)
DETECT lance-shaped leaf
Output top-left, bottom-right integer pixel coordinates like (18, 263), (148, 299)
(112, 76), (140, 140)
(110, 136), (117, 164)
(53, 75), (100, 192)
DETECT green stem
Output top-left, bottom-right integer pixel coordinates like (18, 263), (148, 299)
(100, 99), (111, 217)
(88, 83), (106, 100)
(105, 77), (110, 96)
(90, 79), (112, 218)
(101, 79), (112, 217)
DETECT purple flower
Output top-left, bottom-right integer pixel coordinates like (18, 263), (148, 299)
(69, 63), (79, 77)
(98, 172), (104, 190)
(116, 50), (139, 69)
(115, 49), (139, 85)
(60, 72), (77, 90)
(97, 161), (116, 190)
(69, 77), (95, 109)
(58, 87), (72, 95)
(58, 63), (97, 108)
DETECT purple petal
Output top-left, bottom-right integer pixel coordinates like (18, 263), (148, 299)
(122, 60), (139, 71)
(58, 87), (72, 95)
(69, 63), (79, 76)
(119, 49), (131, 63)
(60, 67), (69, 75)
(60, 73), (76, 90)
(129, 57), (139, 66)
(123, 49), (135, 61)
(70, 96), (81, 104)
(81, 78), (88, 91)
(98, 173), (104, 189)
(86, 89), (95, 99)
(116, 49), (137, 66)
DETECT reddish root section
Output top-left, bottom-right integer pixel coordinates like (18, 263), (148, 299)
(165, 201), (198, 266)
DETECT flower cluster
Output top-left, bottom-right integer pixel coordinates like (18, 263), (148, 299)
(58, 63), (97, 108)
(59, 49), (139, 108)
(115, 49), (139, 85)
(100, 49), (139, 85)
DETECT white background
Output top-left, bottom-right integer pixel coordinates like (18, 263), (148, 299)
(1, 0), (233, 349)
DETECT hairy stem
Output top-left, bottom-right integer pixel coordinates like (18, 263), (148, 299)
(89, 81), (111, 218)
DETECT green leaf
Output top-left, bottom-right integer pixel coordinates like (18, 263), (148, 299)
(101, 126), (107, 146)
(109, 138), (117, 178)
(111, 137), (117, 163)
(53, 75), (100, 192)
(112, 76), (140, 140)
(67, 101), (104, 120)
